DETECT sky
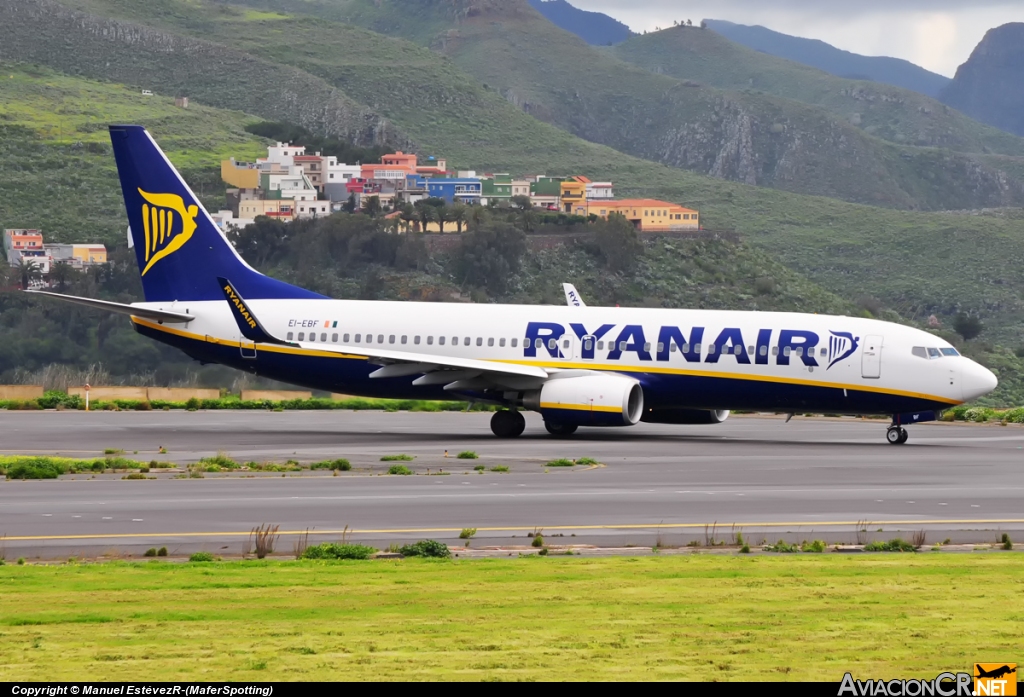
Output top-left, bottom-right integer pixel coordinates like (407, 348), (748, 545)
(569, 0), (1023, 77)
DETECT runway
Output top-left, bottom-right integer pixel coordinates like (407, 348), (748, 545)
(1, 411), (1022, 557)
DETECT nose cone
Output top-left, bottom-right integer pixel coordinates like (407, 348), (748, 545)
(962, 360), (998, 401)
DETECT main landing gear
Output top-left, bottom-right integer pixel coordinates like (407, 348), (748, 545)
(886, 425), (909, 445)
(491, 409), (526, 438)
(544, 421), (578, 437)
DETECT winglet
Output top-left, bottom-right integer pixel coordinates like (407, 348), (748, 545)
(562, 283), (586, 308)
(218, 276), (293, 345)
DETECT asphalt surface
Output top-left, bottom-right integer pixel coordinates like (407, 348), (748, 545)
(1, 411), (1022, 558)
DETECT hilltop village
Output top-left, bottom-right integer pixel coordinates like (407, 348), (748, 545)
(218, 142), (700, 234)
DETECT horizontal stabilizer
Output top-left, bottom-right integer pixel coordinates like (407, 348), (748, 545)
(25, 290), (194, 323)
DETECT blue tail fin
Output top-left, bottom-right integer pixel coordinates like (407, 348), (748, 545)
(108, 125), (324, 302)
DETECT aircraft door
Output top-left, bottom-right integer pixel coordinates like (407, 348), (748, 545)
(861, 335), (882, 379)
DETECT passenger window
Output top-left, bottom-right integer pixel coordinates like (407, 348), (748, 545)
(563, 339), (570, 349)
(759, 346), (767, 357)
(287, 332), (294, 341)
(464, 337), (471, 347)
(584, 340), (593, 352)
(548, 338), (557, 350)
(354, 334), (361, 343)
(439, 337), (445, 346)
(499, 338), (506, 347)
(308, 334), (316, 343)
(414, 336), (421, 345)
(389, 335), (396, 344)
(597, 341), (604, 350)
(693, 343), (701, 353)
(708, 344), (717, 355)
(401, 336), (408, 345)
(644, 342), (652, 352)
(784, 347), (792, 357)
(365, 334), (372, 344)
(321, 333), (327, 342)
(681, 343), (689, 353)
(427, 336), (433, 345)
(772, 346), (779, 356)
(453, 337), (458, 346)
(378, 335), (384, 344)
(670, 344), (677, 353)
(733, 345), (741, 355)
(795, 347), (803, 357)
(619, 341), (627, 351)
(657, 343), (665, 353)
(535, 339), (543, 349)
(298, 332), (305, 341)
(511, 339), (518, 348)
(912, 347), (927, 359)
(475, 337), (482, 347)
(747, 346), (754, 355)
(488, 338), (494, 347)
(343, 334), (350, 342)
(928, 348), (941, 358)
(332, 334), (338, 343)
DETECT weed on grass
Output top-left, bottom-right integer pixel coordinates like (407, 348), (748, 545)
(459, 528), (477, 540)
(490, 466), (509, 473)
(545, 458), (574, 467)
(189, 552), (214, 562)
(576, 457), (598, 465)
(311, 459), (351, 471)
(1000, 533), (1013, 550)
(302, 543), (376, 560)
(381, 454), (414, 462)
(398, 540), (450, 558)
(457, 451), (479, 460)
(864, 539), (917, 553)
(387, 465), (413, 476)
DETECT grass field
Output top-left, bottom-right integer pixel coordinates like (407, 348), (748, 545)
(0, 555), (1020, 680)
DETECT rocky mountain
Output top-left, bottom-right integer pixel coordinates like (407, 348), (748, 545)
(941, 23), (1024, 138)
(705, 20), (951, 99)
(527, 0), (632, 46)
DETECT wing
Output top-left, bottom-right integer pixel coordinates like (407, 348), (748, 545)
(220, 279), (553, 392)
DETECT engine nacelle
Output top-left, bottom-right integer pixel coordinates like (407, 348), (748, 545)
(641, 408), (731, 425)
(521, 374), (644, 427)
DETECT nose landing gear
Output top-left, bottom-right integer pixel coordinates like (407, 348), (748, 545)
(886, 426), (909, 445)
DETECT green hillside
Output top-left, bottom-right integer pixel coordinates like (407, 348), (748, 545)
(0, 63), (268, 243)
(49, 0), (1024, 212)
(612, 25), (1024, 156)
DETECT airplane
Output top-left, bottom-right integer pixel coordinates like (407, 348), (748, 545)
(29, 125), (998, 444)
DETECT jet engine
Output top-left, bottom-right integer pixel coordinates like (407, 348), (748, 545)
(641, 408), (731, 425)
(520, 374), (644, 427)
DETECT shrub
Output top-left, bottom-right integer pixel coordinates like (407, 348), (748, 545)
(122, 473), (148, 480)
(1001, 533), (1013, 550)
(17, 558), (25, 565)
(532, 534), (545, 548)
(546, 458), (574, 467)
(311, 459), (351, 471)
(5, 458), (67, 480)
(381, 454), (414, 462)
(157, 547), (168, 557)
(576, 457), (598, 465)
(739, 544), (751, 554)
(134, 401), (153, 411)
(801, 540), (826, 553)
(387, 465), (413, 475)
(103, 448), (123, 455)
(538, 547), (549, 556)
(399, 540), (451, 558)
(765, 541), (798, 553)
(473, 464), (485, 471)
(457, 451), (479, 459)
(198, 453), (240, 470)
(490, 466), (509, 472)
(302, 543), (376, 560)
(185, 397), (201, 411)
(189, 551), (214, 562)
(864, 539), (917, 552)
(459, 528), (477, 539)
(144, 548), (157, 557)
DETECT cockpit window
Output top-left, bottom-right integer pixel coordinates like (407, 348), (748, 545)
(913, 346), (952, 359)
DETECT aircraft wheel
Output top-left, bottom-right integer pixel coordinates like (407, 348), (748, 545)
(886, 426), (906, 445)
(491, 410), (525, 438)
(544, 421), (578, 437)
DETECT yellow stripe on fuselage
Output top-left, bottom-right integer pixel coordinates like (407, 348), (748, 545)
(131, 318), (960, 406)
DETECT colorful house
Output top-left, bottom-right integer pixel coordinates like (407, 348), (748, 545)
(592, 199), (700, 232)
(560, 178), (588, 215)
(427, 178), (482, 204)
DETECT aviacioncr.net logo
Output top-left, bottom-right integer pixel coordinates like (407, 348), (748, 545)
(138, 188), (198, 276)
(839, 672), (974, 696)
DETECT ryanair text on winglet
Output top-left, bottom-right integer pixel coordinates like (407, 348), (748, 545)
(223, 283), (257, 330)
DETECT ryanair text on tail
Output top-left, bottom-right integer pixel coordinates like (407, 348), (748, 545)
(838, 665), (1016, 697)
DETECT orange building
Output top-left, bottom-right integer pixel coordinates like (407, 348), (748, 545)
(362, 151), (419, 181)
(592, 199), (699, 232)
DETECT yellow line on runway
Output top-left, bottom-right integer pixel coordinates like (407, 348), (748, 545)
(8, 519), (1024, 542)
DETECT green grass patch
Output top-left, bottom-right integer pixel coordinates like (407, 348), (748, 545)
(386, 465), (413, 476)
(864, 539), (918, 553)
(490, 466), (509, 473)
(456, 451), (479, 460)
(310, 459), (351, 471)
(575, 457), (599, 465)
(0, 455), (147, 479)
(381, 454), (414, 462)
(0, 555), (1020, 679)
(301, 544), (376, 561)
(545, 459), (575, 468)
(398, 540), (451, 559)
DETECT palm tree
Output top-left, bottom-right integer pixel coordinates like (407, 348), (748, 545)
(362, 195), (382, 218)
(18, 258), (43, 290)
(416, 202), (435, 233)
(449, 203), (468, 233)
(468, 205), (488, 231)
(399, 203), (417, 233)
(50, 260), (73, 291)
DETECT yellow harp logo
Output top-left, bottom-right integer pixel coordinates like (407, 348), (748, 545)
(139, 189), (199, 276)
